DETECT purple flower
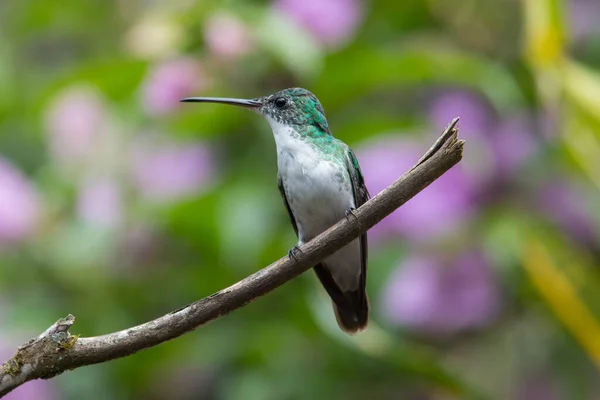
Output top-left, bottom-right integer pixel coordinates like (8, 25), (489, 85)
(515, 373), (558, 400)
(0, 157), (41, 245)
(204, 12), (254, 59)
(130, 136), (215, 203)
(274, 0), (363, 48)
(569, 0), (600, 41)
(76, 177), (123, 229)
(488, 114), (538, 177)
(119, 223), (162, 267)
(428, 89), (538, 183)
(537, 180), (598, 245)
(141, 58), (209, 116)
(428, 90), (498, 185)
(0, 337), (56, 400)
(356, 136), (477, 243)
(144, 365), (217, 400)
(382, 251), (501, 337)
(428, 90), (493, 140)
(44, 85), (108, 167)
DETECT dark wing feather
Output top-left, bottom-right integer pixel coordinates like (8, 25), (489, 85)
(345, 149), (370, 208)
(344, 149), (370, 301)
(277, 175), (298, 237)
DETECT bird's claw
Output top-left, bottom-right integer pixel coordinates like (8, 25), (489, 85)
(345, 207), (357, 221)
(288, 245), (302, 262)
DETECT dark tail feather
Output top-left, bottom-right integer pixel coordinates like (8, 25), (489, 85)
(313, 263), (369, 334)
(332, 290), (369, 334)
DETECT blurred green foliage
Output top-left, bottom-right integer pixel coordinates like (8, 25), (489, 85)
(1, 0), (600, 399)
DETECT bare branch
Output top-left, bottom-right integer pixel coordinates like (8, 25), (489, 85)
(0, 119), (463, 397)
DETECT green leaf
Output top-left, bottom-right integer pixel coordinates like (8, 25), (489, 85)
(315, 44), (522, 112)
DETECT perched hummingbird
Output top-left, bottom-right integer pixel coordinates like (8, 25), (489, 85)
(182, 88), (370, 334)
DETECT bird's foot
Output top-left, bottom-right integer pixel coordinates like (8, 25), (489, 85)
(288, 245), (302, 262)
(345, 207), (357, 221)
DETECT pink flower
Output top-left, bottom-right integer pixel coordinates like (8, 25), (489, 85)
(0, 351), (56, 399)
(141, 58), (209, 116)
(0, 157), (41, 244)
(382, 251), (501, 337)
(44, 85), (108, 167)
(1, 379), (54, 400)
(204, 12), (254, 59)
(274, 0), (363, 48)
(130, 136), (215, 202)
(76, 177), (123, 229)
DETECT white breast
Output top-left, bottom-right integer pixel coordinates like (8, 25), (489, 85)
(267, 118), (362, 291)
(267, 119), (355, 243)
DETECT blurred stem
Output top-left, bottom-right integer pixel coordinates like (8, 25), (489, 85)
(522, 241), (600, 370)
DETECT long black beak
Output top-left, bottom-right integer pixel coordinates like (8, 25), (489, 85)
(180, 97), (262, 108)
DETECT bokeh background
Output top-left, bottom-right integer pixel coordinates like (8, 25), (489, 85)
(1, 0), (600, 399)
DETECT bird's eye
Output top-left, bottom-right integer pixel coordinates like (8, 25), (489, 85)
(274, 97), (287, 108)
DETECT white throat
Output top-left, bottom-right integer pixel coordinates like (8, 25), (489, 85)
(265, 117), (302, 152)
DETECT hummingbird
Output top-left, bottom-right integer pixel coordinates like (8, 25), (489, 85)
(182, 88), (370, 334)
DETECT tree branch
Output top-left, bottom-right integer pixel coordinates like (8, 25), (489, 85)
(0, 119), (463, 397)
